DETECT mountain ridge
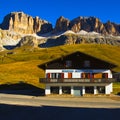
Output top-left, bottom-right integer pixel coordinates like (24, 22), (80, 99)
(0, 11), (120, 51)
(1, 11), (120, 35)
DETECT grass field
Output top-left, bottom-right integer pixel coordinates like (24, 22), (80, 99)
(0, 44), (120, 93)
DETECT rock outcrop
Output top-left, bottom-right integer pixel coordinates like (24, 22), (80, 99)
(17, 36), (38, 47)
(0, 12), (53, 34)
(40, 33), (120, 48)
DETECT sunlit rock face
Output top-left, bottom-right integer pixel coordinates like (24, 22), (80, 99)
(0, 12), (53, 34)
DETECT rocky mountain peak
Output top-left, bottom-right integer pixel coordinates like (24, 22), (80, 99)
(54, 16), (70, 32)
(0, 12), (120, 35)
(0, 12), (53, 34)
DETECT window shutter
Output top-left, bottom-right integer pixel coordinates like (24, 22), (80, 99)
(47, 73), (50, 78)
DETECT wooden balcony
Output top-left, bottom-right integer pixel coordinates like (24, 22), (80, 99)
(39, 78), (116, 83)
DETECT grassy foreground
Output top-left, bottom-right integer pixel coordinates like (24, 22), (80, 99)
(0, 44), (120, 93)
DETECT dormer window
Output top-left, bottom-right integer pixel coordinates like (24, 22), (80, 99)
(84, 60), (90, 68)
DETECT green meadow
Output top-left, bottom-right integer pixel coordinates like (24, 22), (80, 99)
(0, 44), (120, 94)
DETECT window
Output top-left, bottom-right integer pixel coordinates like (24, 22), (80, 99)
(81, 73), (90, 78)
(51, 87), (59, 94)
(85, 86), (94, 94)
(50, 73), (64, 79)
(65, 60), (72, 68)
(51, 73), (56, 79)
(84, 60), (90, 68)
(93, 73), (102, 78)
(97, 86), (105, 94)
(102, 73), (108, 78)
(62, 86), (71, 94)
(57, 73), (64, 78)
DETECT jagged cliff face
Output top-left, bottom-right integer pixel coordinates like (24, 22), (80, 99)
(70, 17), (106, 34)
(1, 12), (120, 35)
(54, 16), (70, 32)
(54, 16), (120, 35)
(0, 12), (53, 34)
(104, 21), (120, 35)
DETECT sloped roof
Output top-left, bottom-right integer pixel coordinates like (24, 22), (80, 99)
(39, 51), (116, 70)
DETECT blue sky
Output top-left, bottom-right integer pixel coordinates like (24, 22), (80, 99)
(0, 0), (120, 27)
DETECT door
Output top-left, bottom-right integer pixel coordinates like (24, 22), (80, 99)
(74, 86), (82, 96)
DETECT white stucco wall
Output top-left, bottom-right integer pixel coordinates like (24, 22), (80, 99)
(105, 83), (113, 94)
(82, 86), (85, 95)
(46, 69), (113, 78)
(45, 85), (50, 95)
(72, 73), (80, 78)
(110, 83), (113, 93)
(94, 86), (97, 94)
(59, 86), (62, 95)
(64, 73), (68, 78)
(71, 86), (74, 95)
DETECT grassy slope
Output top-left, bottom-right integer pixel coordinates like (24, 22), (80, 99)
(0, 44), (120, 91)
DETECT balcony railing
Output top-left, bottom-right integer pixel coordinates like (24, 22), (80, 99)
(39, 78), (116, 83)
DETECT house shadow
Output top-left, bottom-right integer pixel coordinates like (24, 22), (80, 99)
(0, 83), (45, 96)
(3, 45), (17, 50)
(0, 104), (120, 120)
